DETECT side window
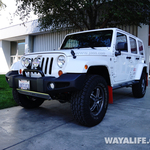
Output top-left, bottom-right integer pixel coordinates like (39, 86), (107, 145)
(138, 41), (144, 55)
(116, 32), (128, 52)
(129, 37), (137, 54)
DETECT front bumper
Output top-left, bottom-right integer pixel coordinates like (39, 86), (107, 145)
(6, 70), (86, 96)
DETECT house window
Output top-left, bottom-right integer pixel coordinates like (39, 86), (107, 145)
(10, 40), (25, 66)
(18, 41), (25, 60)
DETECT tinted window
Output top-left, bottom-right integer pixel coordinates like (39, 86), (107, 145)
(138, 41), (144, 55)
(18, 41), (25, 56)
(130, 37), (137, 54)
(61, 30), (113, 49)
(116, 33), (128, 52)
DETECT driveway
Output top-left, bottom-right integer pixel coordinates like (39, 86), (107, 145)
(0, 81), (150, 150)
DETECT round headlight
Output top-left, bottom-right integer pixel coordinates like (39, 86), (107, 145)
(24, 58), (32, 68)
(33, 57), (41, 68)
(21, 57), (26, 67)
(57, 55), (65, 68)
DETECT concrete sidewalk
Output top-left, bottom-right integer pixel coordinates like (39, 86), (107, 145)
(0, 81), (150, 150)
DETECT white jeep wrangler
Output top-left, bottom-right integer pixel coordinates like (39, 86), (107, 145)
(6, 28), (148, 126)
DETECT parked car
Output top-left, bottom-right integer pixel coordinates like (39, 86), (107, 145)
(6, 28), (148, 126)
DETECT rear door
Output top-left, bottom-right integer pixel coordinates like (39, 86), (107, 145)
(128, 38), (144, 80)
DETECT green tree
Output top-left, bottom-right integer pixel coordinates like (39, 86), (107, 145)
(0, 0), (6, 10)
(16, 0), (150, 31)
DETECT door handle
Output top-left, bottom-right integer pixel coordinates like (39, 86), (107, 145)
(136, 58), (139, 60)
(126, 56), (131, 59)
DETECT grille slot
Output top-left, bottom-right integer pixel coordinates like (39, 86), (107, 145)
(41, 58), (45, 71)
(45, 58), (49, 74)
(49, 58), (53, 74)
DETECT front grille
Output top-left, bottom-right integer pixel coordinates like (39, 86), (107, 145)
(24, 56), (54, 78)
(40, 57), (54, 75)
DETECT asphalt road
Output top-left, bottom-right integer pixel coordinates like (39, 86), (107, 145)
(0, 81), (150, 150)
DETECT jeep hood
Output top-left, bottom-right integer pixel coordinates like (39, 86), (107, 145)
(25, 48), (112, 57)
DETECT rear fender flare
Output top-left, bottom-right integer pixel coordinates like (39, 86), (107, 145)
(134, 64), (147, 80)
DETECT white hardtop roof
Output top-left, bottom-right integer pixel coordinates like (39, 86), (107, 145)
(66, 28), (116, 36)
(66, 27), (142, 41)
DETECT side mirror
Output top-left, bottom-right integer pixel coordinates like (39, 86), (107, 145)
(115, 42), (127, 56)
(116, 42), (127, 51)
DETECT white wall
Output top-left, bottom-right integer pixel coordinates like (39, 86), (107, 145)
(0, 20), (40, 40)
(25, 36), (30, 54)
(0, 40), (10, 74)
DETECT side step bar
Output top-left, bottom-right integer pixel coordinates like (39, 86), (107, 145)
(17, 89), (51, 100)
(113, 80), (139, 90)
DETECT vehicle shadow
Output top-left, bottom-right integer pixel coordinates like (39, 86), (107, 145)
(11, 100), (74, 138)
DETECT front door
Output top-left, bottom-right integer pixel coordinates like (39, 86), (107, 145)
(113, 32), (130, 83)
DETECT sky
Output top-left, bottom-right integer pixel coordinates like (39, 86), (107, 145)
(0, 0), (37, 29)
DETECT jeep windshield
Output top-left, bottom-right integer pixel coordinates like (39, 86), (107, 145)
(60, 30), (113, 49)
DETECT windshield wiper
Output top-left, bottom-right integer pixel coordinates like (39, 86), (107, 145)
(89, 46), (95, 49)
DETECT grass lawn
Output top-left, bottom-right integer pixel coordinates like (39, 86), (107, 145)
(0, 75), (18, 109)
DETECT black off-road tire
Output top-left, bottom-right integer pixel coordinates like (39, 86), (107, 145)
(12, 88), (44, 109)
(71, 75), (109, 127)
(132, 72), (147, 98)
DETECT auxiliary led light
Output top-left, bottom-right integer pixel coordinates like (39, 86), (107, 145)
(24, 58), (32, 68)
(33, 57), (41, 68)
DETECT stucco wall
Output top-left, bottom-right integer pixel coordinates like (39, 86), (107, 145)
(0, 20), (40, 40)
(0, 41), (10, 74)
